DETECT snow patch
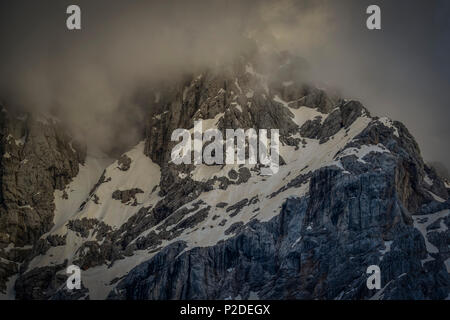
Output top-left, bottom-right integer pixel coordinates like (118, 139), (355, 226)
(76, 141), (161, 228)
(378, 117), (399, 137)
(18, 205), (33, 210)
(424, 174), (433, 186)
(428, 191), (445, 203)
(231, 102), (243, 113)
(0, 274), (18, 300)
(178, 172), (188, 179)
(234, 78), (242, 94)
(6, 134), (25, 146)
(273, 95), (326, 127)
(292, 236), (302, 248)
(51, 152), (113, 235)
(379, 241), (393, 261)
(413, 209), (449, 254)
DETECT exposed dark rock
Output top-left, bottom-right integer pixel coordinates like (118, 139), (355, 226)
(15, 263), (67, 300)
(0, 258), (18, 294)
(117, 155), (132, 171)
(227, 198), (249, 217)
(112, 188), (144, 205)
(224, 222), (244, 236)
(299, 116), (322, 139)
(67, 218), (112, 240)
(216, 202), (228, 208)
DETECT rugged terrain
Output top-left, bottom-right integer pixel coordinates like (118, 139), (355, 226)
(0, 50), (449, 300)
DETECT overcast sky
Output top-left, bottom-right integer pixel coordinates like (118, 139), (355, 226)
(0, 0), (448, 168)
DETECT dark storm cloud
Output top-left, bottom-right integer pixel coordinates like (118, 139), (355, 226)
(0, 0), (448, 169)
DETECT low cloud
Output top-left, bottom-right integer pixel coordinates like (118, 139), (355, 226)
(0, 0), (448, 170)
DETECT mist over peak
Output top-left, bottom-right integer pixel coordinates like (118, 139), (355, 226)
(0, 0), (448, 168)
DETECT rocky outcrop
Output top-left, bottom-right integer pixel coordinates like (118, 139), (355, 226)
(117, 155), (132, 171)
(300, 100), (365, 143)
(0, 106), (85, 293)
(287, 86), (336, 114)
(112, 188), (144, 206)
(0, 109), (85, 247)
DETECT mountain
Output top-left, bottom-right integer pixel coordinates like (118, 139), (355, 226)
(0, 50), (449, 300)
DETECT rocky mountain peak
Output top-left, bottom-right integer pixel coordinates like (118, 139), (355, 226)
(0, 50), (449, 300)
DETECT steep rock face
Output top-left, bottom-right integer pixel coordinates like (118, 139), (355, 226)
(0, 110), (86, 246)
(347, 119), (446, 213)
(0, 107), (85, 293)
(109, 146), (449, 300)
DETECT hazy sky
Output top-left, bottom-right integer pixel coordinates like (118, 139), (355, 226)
(0, 0), (448, 168)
